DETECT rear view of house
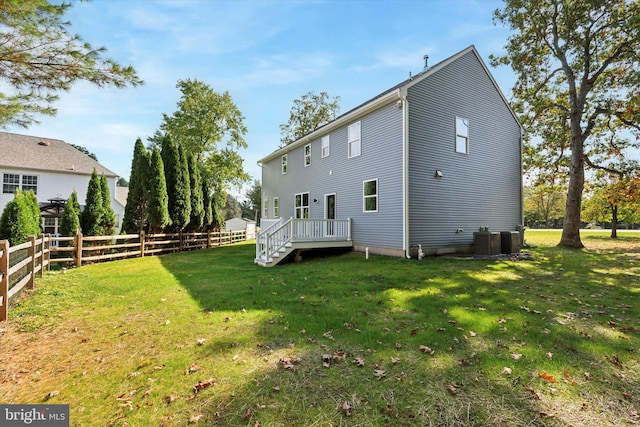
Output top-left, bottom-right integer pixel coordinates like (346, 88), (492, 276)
(256, 46), (523, 266)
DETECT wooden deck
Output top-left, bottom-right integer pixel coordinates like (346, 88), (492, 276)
(255, 218), (352, 267)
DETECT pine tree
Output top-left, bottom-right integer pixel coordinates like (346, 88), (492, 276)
(147, 148), (171, 232)
(122, 139), (150, 234)
(202, 182), (213, 231)
(81, 169), (104, 236)
(0, 190), (42, 245)
(162, 135), (191, 231)
(60, 190), (81, 237)
(188, 153), (204, 230)
(100, 174), (116, 235)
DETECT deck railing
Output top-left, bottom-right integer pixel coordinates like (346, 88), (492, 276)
(256, 218), (351, 263)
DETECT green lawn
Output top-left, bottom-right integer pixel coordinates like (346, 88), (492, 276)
(1, 230), (639, 426)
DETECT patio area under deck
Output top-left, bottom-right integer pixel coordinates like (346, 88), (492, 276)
(255, 218), (352, 267)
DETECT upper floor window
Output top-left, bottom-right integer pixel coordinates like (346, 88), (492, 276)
(2, 173), (37, 194)
(455, 116), (469, 154)
(304, 144), (311, 167)
(282, 154), (288, 174)
(348, 121), (361, 158)
(321, 135), (330, 158)
(22, 175), (38, 194)
(273, 197), (279, 217)
(2, 173), (19, 194)
(363, 179), (378, 212)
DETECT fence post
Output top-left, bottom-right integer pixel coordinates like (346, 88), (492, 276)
(38, 234), (45, 278)
(27, 235), (35, 290)
(207, 231), (211, 248)
(139, 231), (145, 258)
(45, 234), (51, 273)
(75, 231), (83, 267)
(0, 240), (9, 321)
(179, 231), (184, 252)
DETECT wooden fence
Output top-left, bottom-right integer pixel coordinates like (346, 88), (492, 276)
(0, 229), (248, 321)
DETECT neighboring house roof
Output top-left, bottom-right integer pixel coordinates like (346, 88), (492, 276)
(0, 131), (118, 177)
(115, 185), (129, 207)
(258, 45), (522, 164)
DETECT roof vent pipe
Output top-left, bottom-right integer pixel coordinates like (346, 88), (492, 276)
(423, 54), (429, 70)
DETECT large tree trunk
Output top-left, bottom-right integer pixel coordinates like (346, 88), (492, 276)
(611, 205), (618, 238)
(559, 130), (585, 248)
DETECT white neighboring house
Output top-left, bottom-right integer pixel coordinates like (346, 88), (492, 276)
(225, 217), (256, 239)
(0, 132), (126, 235)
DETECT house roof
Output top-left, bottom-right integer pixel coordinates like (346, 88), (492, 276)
(0, 131), (118, 177)
(258, 45), (522, 164)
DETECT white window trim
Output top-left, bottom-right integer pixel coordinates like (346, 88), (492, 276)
(304, 144), (311, 167)
(263, 199), (269, 218)
(294, 192), (310, 219)
(348, 121), (361, 159)
(321, 135), (330, 158)
(273, 197), (279, 217)
(455, 116), (469, 154)
(281, 154), (288, 174)
(363, 178), (378, 213)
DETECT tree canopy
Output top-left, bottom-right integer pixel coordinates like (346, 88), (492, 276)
(280, 91), (340, 146)
(492, 0), (640, 247)
(0, 0), (142, 128)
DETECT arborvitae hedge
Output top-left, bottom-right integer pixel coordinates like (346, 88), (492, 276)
(0, 189), (42, 245)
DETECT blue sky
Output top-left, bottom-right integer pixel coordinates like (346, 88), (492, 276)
(7, 0), (515, 197)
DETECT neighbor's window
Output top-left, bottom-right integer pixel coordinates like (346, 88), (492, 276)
(2, 173), (19, 194)
(282, 154), (288, 174)
(348, 121), (361, 158)
(21, 175), (38, 194)
(455, 116), (469, 154)
(321, 135), (330, 158)
(363, 179), (378, 212)
(294, 192), (309, 219)
(304, 144), (311, 167)
(273, 197), (279, 217)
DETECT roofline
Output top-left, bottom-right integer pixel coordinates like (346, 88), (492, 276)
(257, 45), (523, 166)
(0, 165), (119, 178)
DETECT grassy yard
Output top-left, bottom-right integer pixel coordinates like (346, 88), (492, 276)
(1, 230), (639, 426)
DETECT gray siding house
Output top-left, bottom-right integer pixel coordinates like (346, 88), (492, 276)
(256, 46), (523, 266)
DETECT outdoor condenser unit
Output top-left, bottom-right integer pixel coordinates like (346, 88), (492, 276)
(500, 231), (521, 254)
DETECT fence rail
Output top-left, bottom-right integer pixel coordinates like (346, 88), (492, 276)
(0, 229), (248, 321)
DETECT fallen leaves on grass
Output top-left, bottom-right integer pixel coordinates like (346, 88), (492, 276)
(44, 390), (59, 400)
(501, 367), (512, 376)
(164, 395), (179, 405)
(185, 364), (200, 374)
(193, 378), (214, 394)
(373, 369), (386, 379)
(563, 369), (576, 385)
(538, 372), (556, 383)
(353, 356), (365, 367)
(339, 401), (352, 416)
(419, 345), (435, 355)
(524, 385), (542, 400)
(189, 414), (203, 424)
(278, 357), (301, 369)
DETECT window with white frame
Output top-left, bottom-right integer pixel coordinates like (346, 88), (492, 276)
(273, 197), (279, 217)
(282, 154), (288, 174)
(2, 173), (19, 194)
(455, 116), (469, 154)
(294, 192), (309, 219)
(304, 144), (311, 166)
(264, 199), (269, 218)
(21, 175), (38, 194)
(348, 121), (361, 158)
(363, 179), (378, 212)
(321, 135), (330, 158)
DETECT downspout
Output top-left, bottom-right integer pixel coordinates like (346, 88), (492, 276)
(401, 90), (410, 258)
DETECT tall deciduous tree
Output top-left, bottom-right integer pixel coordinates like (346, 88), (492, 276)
(100, 174), (115, 236)
(60, 189), (81, 237)
(162, 135), (191, 231)
(280, 91), (340, 146)
(149, 78), (249, 222)
(492, 0), (640, 247)
(81, 169), (103, 236)
(147, 148), (171, 233)
(243, 180), (261, 222)
(123, 139), (150, 234)
(0, 0), (142, 128)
